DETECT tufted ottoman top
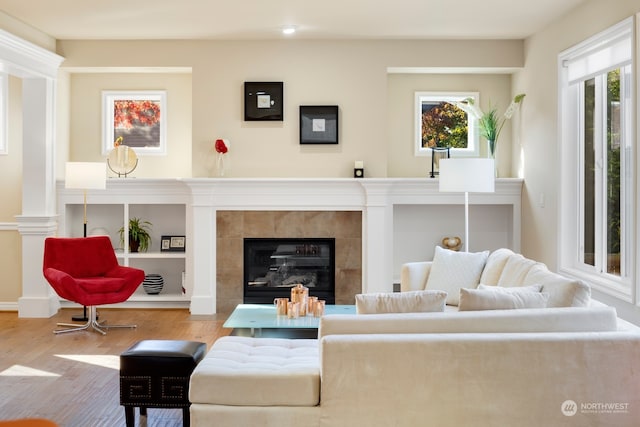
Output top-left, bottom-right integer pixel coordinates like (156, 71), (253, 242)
(189, 336), (320, 406)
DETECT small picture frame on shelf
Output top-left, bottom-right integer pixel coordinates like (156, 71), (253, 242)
(161, 235), (186, 252)
(299, 105), (339, 144)
(244, 82), (284, 121)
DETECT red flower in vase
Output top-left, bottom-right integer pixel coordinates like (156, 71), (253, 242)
(215, 139), (228, 154)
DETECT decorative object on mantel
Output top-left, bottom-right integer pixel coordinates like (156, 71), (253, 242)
(119, 217), (152, 253)
(456, 94), (525, 177)
(214, 139), (229, 177)
(142, 274), (164, 294)
(439, 158), (495, 252)
(430, 147), (450, 178)
(441, 236), (462, 251)
(107, 138), (138, 177)
(354, 160), (364, 178)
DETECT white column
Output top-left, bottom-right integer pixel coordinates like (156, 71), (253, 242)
(17, 77), (59, 317)
(360, 182), (394, 294)
(188, 185), (217, 315)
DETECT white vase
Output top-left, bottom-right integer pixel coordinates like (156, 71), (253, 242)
(216, 152), (225, 177)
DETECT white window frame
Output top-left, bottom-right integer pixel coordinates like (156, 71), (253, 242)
(0, 73), (7, 155)
(558, 17), (636, 302)
(414, 91), (479, 157)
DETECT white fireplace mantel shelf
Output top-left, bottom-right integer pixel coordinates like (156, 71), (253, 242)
(183, 177), (522, 315)
(53, 177), (523, 316)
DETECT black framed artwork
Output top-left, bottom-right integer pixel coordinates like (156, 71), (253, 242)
(244, 81), (284, 121)
(299, 105), (339, 144)
(161, 235), (186, 252)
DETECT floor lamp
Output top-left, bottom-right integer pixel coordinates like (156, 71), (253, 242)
(439, 158), (495, 252)
(65, 162), (107, 320)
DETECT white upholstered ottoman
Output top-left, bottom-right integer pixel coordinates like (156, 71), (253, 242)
(189, 336), (320, 407)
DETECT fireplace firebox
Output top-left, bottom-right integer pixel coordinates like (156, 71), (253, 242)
(243, 238), (335, 304)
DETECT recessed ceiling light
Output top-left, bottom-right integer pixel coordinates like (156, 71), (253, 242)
(282, 26), (297, 35)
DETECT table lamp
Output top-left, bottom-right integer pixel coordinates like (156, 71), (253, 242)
(65, 162), (107, 238)
(64, 162), (107, 321)
(439, 158), (495, 252)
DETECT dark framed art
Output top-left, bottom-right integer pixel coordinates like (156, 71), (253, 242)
(244, 81), (284, 121)
(161, 235), (186, 252)
(299, 105), (339, 144)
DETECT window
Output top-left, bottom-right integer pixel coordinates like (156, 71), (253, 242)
(558, 17), (634, 300)
(415, 92), (479, 157)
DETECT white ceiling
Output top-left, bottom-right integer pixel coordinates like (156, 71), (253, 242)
(0, 0), (586, 40)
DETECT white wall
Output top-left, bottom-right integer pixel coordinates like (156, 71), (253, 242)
(514, 0), (640, 323)
(57, 39), (523, 179)
(387, 73), (514, 177)
(68, 72), (192, 178)
(514, 0), (640, 269)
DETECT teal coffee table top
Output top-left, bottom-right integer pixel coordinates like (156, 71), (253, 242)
(224, 304), (356, 333)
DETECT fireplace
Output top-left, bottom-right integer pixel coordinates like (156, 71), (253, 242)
(243, 238), (336, 304)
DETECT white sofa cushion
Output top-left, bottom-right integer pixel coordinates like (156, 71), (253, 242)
(425, 246), (489, 306)
(355, 290), (447, 314)
(319, 307), (619, 336)
(523, 263), (591, 307)
(496, 253), (538, 286)
(479, 248), (515, 285)
(189, 336), (320, 406)
(459, 287), (549, 311)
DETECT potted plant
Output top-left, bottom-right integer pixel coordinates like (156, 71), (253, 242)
(119, 217), (152, 252)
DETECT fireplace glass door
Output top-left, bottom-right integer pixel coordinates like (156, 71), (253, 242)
(244, 238), (335, 304)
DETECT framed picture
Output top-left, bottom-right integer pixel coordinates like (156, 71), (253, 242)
(299, 105), (339, 144)
(244, 82), (284, 121)
(161, 235), (186, 252)
(414, 91), (479, 157)
(102, 90), (167, 155)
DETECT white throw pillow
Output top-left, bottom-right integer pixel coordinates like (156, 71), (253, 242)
(425, 246), (489, 306)
(523, 264), (591, 307)
(477, 283), (543, 293)
(355, 290), (447, 314)
(459, 287), (550, 311)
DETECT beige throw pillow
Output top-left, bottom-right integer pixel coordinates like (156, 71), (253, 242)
(459, 287), (549, 311)
(425, 246), (489, 306)
(355, 290), (447, 314)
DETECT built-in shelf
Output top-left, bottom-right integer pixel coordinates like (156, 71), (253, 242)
(54, 177), (522, 315)
(56, 179), (190, 309)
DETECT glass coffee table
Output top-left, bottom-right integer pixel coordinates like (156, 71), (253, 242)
(224, 303), (356, 338)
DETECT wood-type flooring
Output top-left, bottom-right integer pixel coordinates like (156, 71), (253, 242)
(0, 308), (230, 426)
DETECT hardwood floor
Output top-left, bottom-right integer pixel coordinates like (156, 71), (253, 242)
(0, 308), (231, 426)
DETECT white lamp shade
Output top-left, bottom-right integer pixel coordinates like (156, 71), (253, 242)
(65, 162), (107, 190)
(439, 158), (495, 193)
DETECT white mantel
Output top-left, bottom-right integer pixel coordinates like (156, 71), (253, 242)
(182, 177), (523, 315)
(45, 177), (522, 317)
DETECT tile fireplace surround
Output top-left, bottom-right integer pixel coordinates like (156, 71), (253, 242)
(217, 211), (361, 313)
(46, 178), (522, 317)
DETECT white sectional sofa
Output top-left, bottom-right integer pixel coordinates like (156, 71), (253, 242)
(189, 248), (640, 426)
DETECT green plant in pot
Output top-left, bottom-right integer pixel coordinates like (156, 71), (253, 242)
(119, 217), (152, 252)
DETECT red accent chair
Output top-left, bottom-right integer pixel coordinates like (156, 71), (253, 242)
(43, 236), (145, 335)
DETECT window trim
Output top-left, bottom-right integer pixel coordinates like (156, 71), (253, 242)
(414, 91), (479, 157)
(558, 16), (636, 303)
